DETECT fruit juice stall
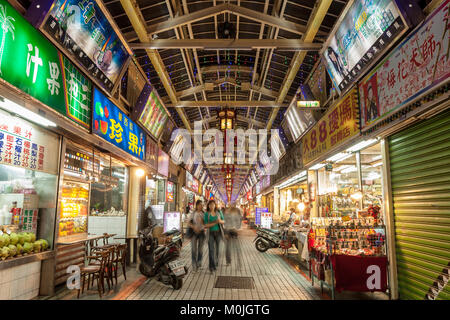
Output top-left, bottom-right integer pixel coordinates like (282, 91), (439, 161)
(54, 139), (131, 286)
(0, 110), (60, 299)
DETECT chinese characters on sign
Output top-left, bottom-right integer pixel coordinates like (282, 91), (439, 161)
(92, 88), (145, 160)
(255, 207), (268, 226)
(297, 101), (321, 108)
(0, 1), (92, 128)
(40, 0), (130, 92)
(261, 212), (272, 229)
(166, 181), (174, 202)
(323, 0), (407, 93)
(301, 88), (359, 166)
(163, 212), (181, 233)
(359, 0), (450, 130)
(0, 109), (59, 174)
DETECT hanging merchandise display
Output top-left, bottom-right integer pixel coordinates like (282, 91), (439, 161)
(92, 88), (146, 160)
(359, 0), (450, 130)
(0, 0), (92, 129)
(301, 87), (360, 166)
(309, 217), (387, 299)
(27, 0), (131, 93)
(388, 110), (450, 301)
(322, 0), (409, 93)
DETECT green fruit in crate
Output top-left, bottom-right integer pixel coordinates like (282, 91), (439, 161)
(33, 241), (41, 253)
(8, 244), (17, 257)
(18, 233), (25, 245)
(1, 234), (10, 247)
(1, 246), (10, 259)
(23, 242), (33, 253)
(16, 243), (23, 255)
(10, 233), (18, 245)
(30, 233), (36, 243)
(0, 236), (4, 248)
(39, 239), (49, 250)
(23, 233), (31, 243)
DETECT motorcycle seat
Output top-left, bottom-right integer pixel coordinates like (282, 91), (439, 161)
(264, 228), (280, 234)
(163, 229), (180, 236)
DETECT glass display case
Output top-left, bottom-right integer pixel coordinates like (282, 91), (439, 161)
(317, 154), (360, 218)
(58, 180), (89, 237)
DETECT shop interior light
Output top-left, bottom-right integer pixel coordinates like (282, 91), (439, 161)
(135, 168), (145, 177)
(326, 152), (352, 163)
(372, 155), (382, 161)
(297, 202), (306, 212)
(309, 163), (326, 170)
(341, 166), (357, 174)
(0, 96), (57, 127)
(350, 191), (363, 200)
(372, 161), (383, 167)
(346, 139), (378, 153)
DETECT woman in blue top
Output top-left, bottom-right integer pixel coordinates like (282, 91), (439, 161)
(204, 200), (224, 273)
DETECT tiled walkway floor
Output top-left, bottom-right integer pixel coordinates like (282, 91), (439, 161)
(43, 226), (388, 300)
(127, 227), (321, 300)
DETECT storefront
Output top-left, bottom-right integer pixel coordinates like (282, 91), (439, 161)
(0, 105), (61, 300)
(356, 0), (450, 300)
(276, 172), (309, 223)
(299, 85), (390, 298)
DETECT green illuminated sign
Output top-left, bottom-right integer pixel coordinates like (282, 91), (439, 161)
(0, 0), (91, 128)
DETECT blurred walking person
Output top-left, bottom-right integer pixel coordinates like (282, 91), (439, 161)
(224, 204), (243, 269)
(188, 200), (206, 272)
(204, 200), (224, 273)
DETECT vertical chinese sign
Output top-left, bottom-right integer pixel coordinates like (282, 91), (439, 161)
(166, 181), (174, 202)
(92, 88), (145, 160)
(301, 87), (359, 166)
(359, 0), (450, 130)
(0, 0), (92, 128)
(0, 109), (59, 174)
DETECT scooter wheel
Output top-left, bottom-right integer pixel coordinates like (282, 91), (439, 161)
(255, 239), (269, 252)
(139, 263), (153, 277)
(171, 276), (183, 290)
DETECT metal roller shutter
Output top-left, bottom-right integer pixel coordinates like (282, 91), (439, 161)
(389, 109), (450, 300)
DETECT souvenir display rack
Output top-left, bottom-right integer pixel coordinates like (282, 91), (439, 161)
(308, 217), (388, 299)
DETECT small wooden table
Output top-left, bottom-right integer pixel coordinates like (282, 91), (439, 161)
(114, 235), (138, 266)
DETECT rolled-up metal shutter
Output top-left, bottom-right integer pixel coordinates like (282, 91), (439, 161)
(389, 110), (450, 300)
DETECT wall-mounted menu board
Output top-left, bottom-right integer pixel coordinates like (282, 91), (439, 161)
(133, 84), (169, 140)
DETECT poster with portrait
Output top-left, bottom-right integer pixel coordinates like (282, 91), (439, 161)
(323, 0), (408, 93)
(360, 73), (380, 126)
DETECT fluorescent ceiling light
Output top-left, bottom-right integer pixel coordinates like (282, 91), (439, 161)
(341, 166), (357, 174)
(309, 163), (326, 170)
(346, 139), (378, 153)
(326, 152), (352, 163)
(372, 161), (383, 167)
(0, 97), (57, 127)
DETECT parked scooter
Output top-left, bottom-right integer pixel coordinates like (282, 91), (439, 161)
(138, 224), (188, 290)
(253, 221), (298, 254)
